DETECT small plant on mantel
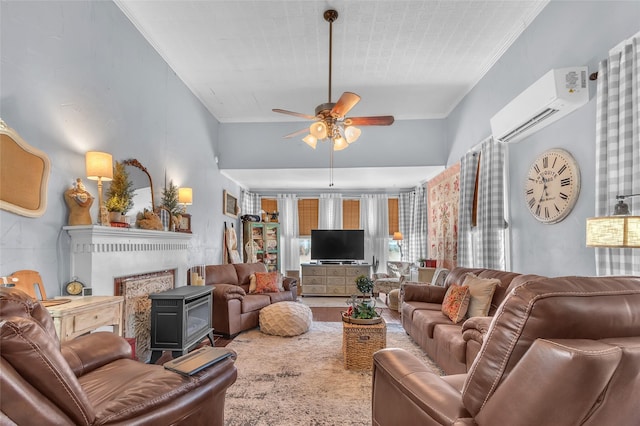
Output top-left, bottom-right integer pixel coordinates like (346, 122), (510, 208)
(161, 180), (182, 230)
(105, 161), (135, 216)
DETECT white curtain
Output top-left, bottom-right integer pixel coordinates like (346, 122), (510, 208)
(399, 186), (428, 262)
(594, 33), (640, 275)
(318, 193), (343, 229)
(360, 194), (389, 268)
(277, 194), (300, 272)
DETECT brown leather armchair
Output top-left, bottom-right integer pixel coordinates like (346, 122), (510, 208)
(0, 287), (237, 425)
(372, 275), (640, 425)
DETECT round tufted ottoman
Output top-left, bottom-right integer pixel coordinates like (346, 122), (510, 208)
(259, 301), (313, 337)
(387, 288), (400, 311)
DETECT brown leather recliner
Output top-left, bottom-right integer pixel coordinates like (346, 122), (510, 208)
(0, 287), (237, 425)
(373, 275), (640, 425)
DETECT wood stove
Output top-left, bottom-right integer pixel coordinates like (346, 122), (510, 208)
(149, 285), (214, 363)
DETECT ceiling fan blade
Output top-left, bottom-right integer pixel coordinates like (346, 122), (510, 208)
(272, 108), (316, 120)
(283, 128), (309, 139)
(345, 116), (395, 126)
(331, 92), (361, 118)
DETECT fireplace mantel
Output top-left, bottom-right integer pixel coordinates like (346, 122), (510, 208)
(64, 225), (193, 296)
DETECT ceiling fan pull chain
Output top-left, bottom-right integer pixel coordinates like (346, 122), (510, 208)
(329, 143), (334, 187)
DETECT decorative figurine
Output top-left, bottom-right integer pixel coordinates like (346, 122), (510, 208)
(63, 178), (94, 225)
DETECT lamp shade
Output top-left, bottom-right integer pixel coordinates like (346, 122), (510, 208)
(586, 216), (640, 248)
(85, 151), (113, 181)
(178, 187), (193, 205)
(309, 121), (328, 139)
(393, 232), (403, 241)
(302, 134), (318, 149)
(344, 126), (361, 144)
(333, 137), (348, 151)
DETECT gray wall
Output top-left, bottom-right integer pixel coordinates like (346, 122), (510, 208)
(2, 0), (638, 296)
(218, 118), (448, 169)
(446, 0), (640, 276)
(0, 1), (240, 297)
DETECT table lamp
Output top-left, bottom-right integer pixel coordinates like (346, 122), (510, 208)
(86, 151), (113, 225)
(393, 231), (404, 260)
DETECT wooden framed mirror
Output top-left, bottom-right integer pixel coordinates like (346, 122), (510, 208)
(122, 158), (154, 218)
(0, 119), (51, 217)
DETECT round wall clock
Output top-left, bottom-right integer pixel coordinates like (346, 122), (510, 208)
(65, 278), (85, 296)
(524, 148), (580, 224)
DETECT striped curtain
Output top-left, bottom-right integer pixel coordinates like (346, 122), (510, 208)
(457, 138), (507, 269)
(476, 138), (507, 269)
(240, 189), (261, 216)
(239, 189), (262, 259)
(594, 34), (640, 275)
(318, 193), (343, 229)
(399, 185), (428, 262)
(457, 152), (479, 267)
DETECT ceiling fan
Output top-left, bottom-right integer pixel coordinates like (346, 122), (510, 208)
(272, 9), (395, 154)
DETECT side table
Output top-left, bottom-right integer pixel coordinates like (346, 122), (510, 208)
(342, 319), (387, 370)
(46, 296), (124, 342)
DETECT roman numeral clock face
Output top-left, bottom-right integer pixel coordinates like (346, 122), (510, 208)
(524, 148), (581, 224)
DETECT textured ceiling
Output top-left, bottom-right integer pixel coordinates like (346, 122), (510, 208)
(115, 0), (548, 190)
(116, 0), (548, 123)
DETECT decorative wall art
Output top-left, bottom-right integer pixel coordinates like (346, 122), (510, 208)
(0, 119), (51, 217)
(427, 163), (461, 270)
(224, 190), (239, 218)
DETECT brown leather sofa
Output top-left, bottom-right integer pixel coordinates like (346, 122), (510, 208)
(200, 263), (297, 337)
(401, 267), (541, 374)
(0, 287), (237, 425)
(373, 275), (640, 425)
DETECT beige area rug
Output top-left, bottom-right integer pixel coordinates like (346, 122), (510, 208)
(224, 321), (442, 426)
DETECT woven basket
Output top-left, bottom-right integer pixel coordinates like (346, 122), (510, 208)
(342, 319), (386, 370)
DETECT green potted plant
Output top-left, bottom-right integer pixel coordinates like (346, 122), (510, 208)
(161, 180), (182, 231)
(344, 275), (381, 323)
(105, 161), (134, 222)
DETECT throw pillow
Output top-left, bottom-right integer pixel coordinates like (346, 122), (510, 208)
(249, 274), (257, 293)
(441, 284), (470, 323)
(253, 271), (280, 294)
(463, 273), (499, 317)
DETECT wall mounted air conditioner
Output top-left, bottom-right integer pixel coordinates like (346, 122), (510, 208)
(490, 67), (589, 143)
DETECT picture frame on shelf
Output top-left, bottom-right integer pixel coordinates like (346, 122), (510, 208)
(177, 213), (192, 233)
(223, 190), (238, 218)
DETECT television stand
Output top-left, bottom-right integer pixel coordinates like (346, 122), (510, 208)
(301, 263), (371, 296)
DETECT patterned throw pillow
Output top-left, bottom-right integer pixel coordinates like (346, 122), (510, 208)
(463, 273), (499, 317)
(441, 284), (470, 323)
(252, 271), (280, 294)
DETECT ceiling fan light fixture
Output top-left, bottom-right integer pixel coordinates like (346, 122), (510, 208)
(345, 125), (361, 144)
(302, 134), (318, 149)
(333, 137), (348, 151)
(310, 121), (328, 139)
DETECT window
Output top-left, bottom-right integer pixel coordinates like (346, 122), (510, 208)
(261, 198), (277, 221)
(293, 196), (401, 264)
(343, 199), (360, 229)
(388, 198), (399, 235)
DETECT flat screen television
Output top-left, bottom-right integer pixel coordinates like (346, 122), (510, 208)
(310, 229), (365, 262)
